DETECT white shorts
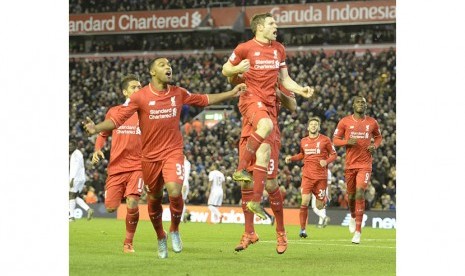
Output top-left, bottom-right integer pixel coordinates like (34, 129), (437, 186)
(208, 190), (223, 206)
(70, 179), (85, 193)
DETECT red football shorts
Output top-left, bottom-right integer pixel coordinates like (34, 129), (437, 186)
(104, 170), (144, 209)
(300, 177), (327, 200)
(141, 152), (184, 195)
(344, 168), (372, 194)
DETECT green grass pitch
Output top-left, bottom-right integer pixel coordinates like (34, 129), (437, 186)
(70, 218), (395, 275)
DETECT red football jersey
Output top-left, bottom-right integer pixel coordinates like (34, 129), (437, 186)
(110, 84), (209, 161)
(290, 134), (337, 179)
(333, 115), (382, 170)
(95, 106), (142, 176)
(229, 38), (286, 106)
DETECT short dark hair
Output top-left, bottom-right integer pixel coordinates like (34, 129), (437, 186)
(250, 13), (273, 35)
(120, 74), (139, 91)
(149, 57), (166, 72)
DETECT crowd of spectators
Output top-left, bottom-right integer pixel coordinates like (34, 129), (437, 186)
(69, 0), (364, 14)
(69, 47), (396, 211)
(70, 24), (395, 54)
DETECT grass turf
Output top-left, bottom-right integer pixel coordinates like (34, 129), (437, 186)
(70, 218), (395, 276)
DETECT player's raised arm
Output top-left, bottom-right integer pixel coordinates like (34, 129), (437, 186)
(222, 59), (250, 77)
(206, 83), (246, 105)
(83, 117), (116, 136)
(279, 67), (314, 99)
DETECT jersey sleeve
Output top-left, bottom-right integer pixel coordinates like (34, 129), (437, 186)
(182, 87), (209, 107)
(324, 137), (337, 164)
(372, 119), (383, 148)
(110, 95), (139, 128)
(333, 119), (347, 146)
(278, 43), (287, 69)
(228, 43), (247, 66)
(95, 108), (113, 151)
(290, 139), (305, 161)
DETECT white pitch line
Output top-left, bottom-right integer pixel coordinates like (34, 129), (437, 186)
(259, 240), (396, 249)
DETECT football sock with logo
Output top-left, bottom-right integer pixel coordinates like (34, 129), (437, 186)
(299, 205), (308, 230)
(241, 189), (255, 234)
(125, 207), (139, 244)
(348, 194), (356, 219)
(147, 197), (165, 239)
(268, 187), (285, 232)
(169, 196), (184, 232)
(355, 199), (365, 232)
(252, 165), (268, 202)
(237, 132), (265, 171)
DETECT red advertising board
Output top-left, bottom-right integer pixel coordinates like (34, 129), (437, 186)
(70, 0), (395, 35)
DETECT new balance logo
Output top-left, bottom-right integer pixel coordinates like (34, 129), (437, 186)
(349, 126), (354, 129)
(254, 51), (260, 56)
(149, 101), (155, 106)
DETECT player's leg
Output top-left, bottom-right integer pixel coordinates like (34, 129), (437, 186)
(246, 142), (271, 219)
(74, 180), (94, 220)
(234, 106), (273, 182)
(142, 160), (167, 258)
(299, 177), (312, 238)
(181, 184), (189, 222)
(235, 180), (259, 252)
(163, 153), (185, 253)
(265, 179), (287, 254)
(123, 171), (144, 253)
(312, 180), (330, 228)
(69, 191), (77, 221)
(345, 169), (357, 233)
(352, 169), (371, 244)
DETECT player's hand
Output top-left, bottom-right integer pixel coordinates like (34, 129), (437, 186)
(285, 155), (292, 164)
(92, 150), (105, 164)
(83, 117), (97, 135)
(236, 59), (250, 73)
(367, 145), (376, 154)
(299, 86), (314, 98)
(347, 138), (357, 146)
(231, 83), (247, 97)
(319, 160), (327, 167)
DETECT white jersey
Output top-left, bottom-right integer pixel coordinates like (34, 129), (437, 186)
(182, 159), (191, 200)
(207, 170), (225, 206)
(69, 149), (86, 193)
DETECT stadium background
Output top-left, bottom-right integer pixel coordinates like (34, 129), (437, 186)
(68, 0), (396, 219)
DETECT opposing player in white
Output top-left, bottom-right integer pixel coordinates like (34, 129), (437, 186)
(181, 155), (191, 222)
(69, 140), (94, 221)
(311, 169), (332, 228)
(207, 164), (226, 224)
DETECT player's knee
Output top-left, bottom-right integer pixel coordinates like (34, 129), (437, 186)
(316, 200), (325, 210)
(166, 183), (182, 197)
(126, 196), (140, 208)
(106, 208), (117, 213)
(241, 181), (253, 189)
(355, 189), (365, 200)
(265, 181), (278, 192)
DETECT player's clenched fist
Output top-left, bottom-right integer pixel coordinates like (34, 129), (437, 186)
(236, 59), (250, 73)
(300, 86), (314, 98)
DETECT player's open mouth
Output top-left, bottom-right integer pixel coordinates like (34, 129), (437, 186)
(273, 31), (277, 36)
(166, 71), (172, 77)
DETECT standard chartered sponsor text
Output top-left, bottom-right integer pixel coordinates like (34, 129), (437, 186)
(69, 13), (191, 33)
(149, 108), (175, 120)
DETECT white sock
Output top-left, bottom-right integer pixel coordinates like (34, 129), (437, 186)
(181, 204), (186, 220)
(69, 199), (76, 218)
(208, 205), (221, 223)
(75, 197), (90, 211)
(313, 207), (326, 222)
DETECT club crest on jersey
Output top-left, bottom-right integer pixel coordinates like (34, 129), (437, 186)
(365, 125), (370, 131)
(273, 50), (277, 59)
(148, 101), (155, 106)
(349, 126), (354, 129)
(254, 51), (260, 56)
(171, 96), (176, 106)
(257, 102), (263, 108)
